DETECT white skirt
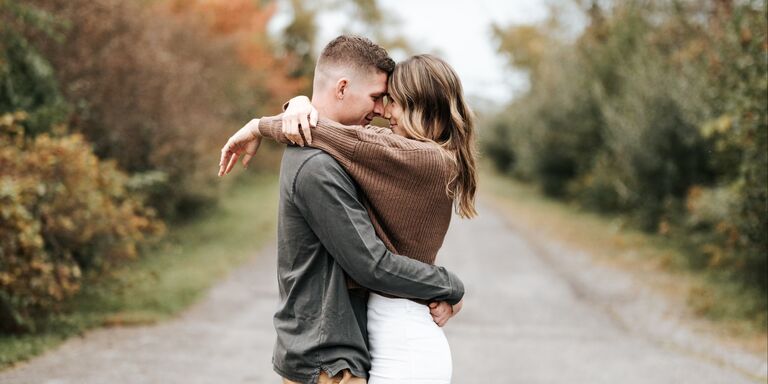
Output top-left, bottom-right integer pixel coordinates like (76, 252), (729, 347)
(367, 293), (452, 384)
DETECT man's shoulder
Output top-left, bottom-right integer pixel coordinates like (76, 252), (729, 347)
(283, 146), (343, 174)
(281, 147), (352, 193)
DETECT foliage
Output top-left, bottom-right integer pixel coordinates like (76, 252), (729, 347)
(0, 0), (68, 136)
(0, 113), (164, 332)
(21, 0), (299, 219)
(485, 0), (767, 294)
(1, 0), (302, 333)
(0, 173), (278, 368)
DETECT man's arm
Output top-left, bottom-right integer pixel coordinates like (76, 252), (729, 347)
(292, 153), (464, 305)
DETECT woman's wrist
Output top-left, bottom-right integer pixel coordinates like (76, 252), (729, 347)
(246, 118), (261, 138)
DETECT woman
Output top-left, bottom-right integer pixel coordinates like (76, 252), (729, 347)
(223, 54), (476, 383)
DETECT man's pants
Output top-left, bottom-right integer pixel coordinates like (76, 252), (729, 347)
(282, 369), (366, 384)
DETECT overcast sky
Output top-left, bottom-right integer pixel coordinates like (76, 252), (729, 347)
(269, 0), (585, 110)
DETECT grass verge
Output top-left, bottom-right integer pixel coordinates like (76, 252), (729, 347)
(0, 172), (279, 370)
(482, 168), (767, 354)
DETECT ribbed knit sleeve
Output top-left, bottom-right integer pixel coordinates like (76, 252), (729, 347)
(258, 116), (361, 169)
(258, 115), (455, 265)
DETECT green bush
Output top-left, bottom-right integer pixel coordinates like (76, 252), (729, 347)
(591, 47), (713, 229)
(485, 0), (767, 292)
(0, 113), (164, 332)
(0, 0), (68, 136)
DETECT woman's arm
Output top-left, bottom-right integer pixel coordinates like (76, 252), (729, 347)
(279, 96), (392, 146)
(257, 115), (440, 172)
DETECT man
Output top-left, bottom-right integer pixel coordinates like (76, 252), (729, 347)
(218, 35), (463, 384)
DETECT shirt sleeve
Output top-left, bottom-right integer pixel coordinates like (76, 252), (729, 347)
(291, 153), (464, 305)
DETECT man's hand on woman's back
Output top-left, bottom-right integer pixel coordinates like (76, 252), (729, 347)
(429, 298), (463, 327)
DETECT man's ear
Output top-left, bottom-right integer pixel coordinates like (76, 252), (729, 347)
(335, 78), (348, 100)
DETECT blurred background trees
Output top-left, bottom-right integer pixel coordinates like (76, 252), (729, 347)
(0, 0), (408, 335)
(483, 0), (767, 309)
(1, 0), (765, 334)
(0, 0), (308, 332)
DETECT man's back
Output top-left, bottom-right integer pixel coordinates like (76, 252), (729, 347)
(273, 146), (370, 382)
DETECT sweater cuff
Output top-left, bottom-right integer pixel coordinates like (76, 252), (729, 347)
(257, 115), (291, 144)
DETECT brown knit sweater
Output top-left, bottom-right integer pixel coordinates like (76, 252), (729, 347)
(258, 116), (454, 265)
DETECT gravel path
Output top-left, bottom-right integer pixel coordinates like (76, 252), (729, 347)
(1, 200), (764, 384)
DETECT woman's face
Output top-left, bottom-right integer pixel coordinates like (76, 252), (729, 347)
(384, 97), (406, 137)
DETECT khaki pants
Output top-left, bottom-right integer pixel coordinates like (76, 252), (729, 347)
(282, 369), (366, 384)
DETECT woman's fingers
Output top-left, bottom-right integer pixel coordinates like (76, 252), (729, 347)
(299, 113), (312, 145)
(241, 140), (258, 168)
(219, 143), (234, 176)
(225, 152), (239, 175)
(242, 153), (253, 168)
(281, 115), (296, 145)
(292, 118), (301, 145)
(218, 155), (227, 177)
(280, 110), (316, 146)
(218, 124), (263, 176)
(309, 107), (318, 126)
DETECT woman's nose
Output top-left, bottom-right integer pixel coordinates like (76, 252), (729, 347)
(383, 103), (391, 119)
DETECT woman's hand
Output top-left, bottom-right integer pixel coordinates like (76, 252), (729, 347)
(282, 95), (318, 146)
(218, 118), (262, 177)
(429, 298), (463, 327)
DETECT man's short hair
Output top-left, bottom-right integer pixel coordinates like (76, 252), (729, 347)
(318, 35), (395, 75)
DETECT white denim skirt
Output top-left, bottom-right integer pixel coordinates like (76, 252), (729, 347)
(367, 293), (452, 384)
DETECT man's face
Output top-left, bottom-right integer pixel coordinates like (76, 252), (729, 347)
(337, 70), (388, 126)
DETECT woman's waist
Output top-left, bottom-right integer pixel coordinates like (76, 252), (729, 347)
(368, 292), (430, 311)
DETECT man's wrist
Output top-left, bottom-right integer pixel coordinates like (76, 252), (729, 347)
(446, 269), (464, 306)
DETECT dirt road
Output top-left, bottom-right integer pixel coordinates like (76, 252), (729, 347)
(1, 201), (764, 383)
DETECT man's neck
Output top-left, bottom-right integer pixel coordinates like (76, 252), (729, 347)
(311, 94), (341, 123)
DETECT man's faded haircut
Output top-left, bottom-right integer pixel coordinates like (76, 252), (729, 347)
(317, 35), (395, 75)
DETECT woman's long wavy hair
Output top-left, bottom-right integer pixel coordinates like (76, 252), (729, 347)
(388, 54), (478, 218)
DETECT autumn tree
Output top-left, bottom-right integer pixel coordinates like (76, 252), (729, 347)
(483, 0), (767, 306)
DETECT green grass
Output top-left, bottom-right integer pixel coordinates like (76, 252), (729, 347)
(0, 172), (280, 370)
(482, 167), (767, 353)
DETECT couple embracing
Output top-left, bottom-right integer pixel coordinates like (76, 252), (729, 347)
(218, 34), (477, 384)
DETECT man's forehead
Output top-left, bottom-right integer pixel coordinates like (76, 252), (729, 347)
(366, 71), (389, 92)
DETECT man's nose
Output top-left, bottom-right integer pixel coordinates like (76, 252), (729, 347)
(373, 99), (385, 116)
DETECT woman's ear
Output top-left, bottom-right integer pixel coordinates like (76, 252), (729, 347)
(335, 78), (348, 101)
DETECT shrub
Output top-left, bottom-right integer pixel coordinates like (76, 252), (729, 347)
(0, 113), (164, 332)
(485, 0), (767, 293)
(0, 0), (68, 136)
(24, 0), (300, 220)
